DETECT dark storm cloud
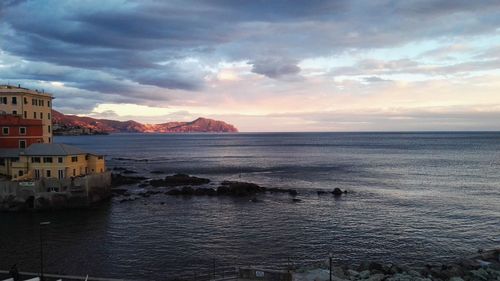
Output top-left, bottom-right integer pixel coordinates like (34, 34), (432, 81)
(1, 0), (499, 110)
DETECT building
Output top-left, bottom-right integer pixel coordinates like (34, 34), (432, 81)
(0, 84), (54, 144)
(0, 143), (106, 181)
(0, 85), (107, 182)
(0, 114), (44, 148)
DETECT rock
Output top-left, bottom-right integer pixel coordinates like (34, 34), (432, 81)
(292, 198), (302, 203)
(289, 189), (298, 196)
(368, 262), (386, 274)
(193, 188), (217, 196)
(317, 190), (328, 195)
(180, 186), (194, 195)
(469, 268), (490, 281)
(347, 269), (359, 278)
(111, 173), (147, 186)
(217, 181), (266, 196)
(150, 174), (210, 187)
(359, 270), (370, 279)
(166, 189), (182, 195)
(366, 273), (386, 281)
(332, 188), (343, 196)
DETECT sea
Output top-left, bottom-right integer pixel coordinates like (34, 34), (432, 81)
(0, 132), (499, 280)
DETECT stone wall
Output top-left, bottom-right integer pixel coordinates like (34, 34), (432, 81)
(0, 171), (111, 211)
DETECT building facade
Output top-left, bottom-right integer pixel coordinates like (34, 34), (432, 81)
(0, 84), (53, 144)
(0, 143), (106, 181)
(0, 114), (44, 148)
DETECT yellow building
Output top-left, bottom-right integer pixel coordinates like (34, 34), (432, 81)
(0, 84), (54, 143)
(0, 143), (106, 181)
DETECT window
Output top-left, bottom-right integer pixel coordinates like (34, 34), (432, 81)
(19, 127), (26, 135)
(33, 112), (37, 119)
(58, 157), (63, 163)
(40, 112), (43, 119)
(46, 170), (51, 178)
(19, 140), (26, 149)
(24, 111), (27, 118)
(58, 169), (64, 179)
(1, 97), (7, 104)
(24, 97), (28, 104)
(48, 125), (51, 133)
(12, 110), (17, 115)
(2, 127), (9, 135)
(18, 170), (24, 177)
(48, 137), (51, 143)
(48, 101), (51, 107)
(32, 98), (35, 106)
(31, 157), (41, 163)
(11, 97), (17, 104)
(40, 100), (44, 106)
(0, 158), (5, 166)
(71, 156), (78, 162)
(73, 169), (76, 176)
(43, 157), (53, 163)
(48, 113), (51, 120)
(34, 169), (41, 179)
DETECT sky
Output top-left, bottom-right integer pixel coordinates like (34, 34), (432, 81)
(1, 0), (500, 132)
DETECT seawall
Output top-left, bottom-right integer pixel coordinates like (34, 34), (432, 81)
(0, 171), (111, 211)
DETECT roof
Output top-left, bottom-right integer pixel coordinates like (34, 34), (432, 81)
(0, 148), (23, 158)
(22, 143), (96, 156)
(0, 85), (54, 99)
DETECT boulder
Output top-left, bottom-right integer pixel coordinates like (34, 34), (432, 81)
(111, 173), (147, 186)
(194, 188), (217, 196)
(166, 189), (182, 195)
(217, 181), (266, 196)
(332, 188), (343, 196)
(150, 174), (210, 187)
(180, 186), (194, 195)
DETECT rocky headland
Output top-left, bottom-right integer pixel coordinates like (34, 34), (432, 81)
(52, 110), (238, 135)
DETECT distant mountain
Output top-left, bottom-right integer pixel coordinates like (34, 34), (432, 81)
(52, 110), (238, 135)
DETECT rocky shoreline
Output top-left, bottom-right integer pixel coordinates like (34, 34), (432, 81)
(293, 249), (500, 281)
(111, 172), (348, 203)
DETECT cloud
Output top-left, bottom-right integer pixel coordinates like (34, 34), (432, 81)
(249, 59), (301, 79)
(0, 0), (500, 130)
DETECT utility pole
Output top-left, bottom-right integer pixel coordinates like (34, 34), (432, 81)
(39, 221), (51, 281)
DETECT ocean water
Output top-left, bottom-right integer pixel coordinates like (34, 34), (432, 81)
(1, 132), (499, 280)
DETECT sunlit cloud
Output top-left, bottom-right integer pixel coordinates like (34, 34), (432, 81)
(1, 0), (499, 131)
